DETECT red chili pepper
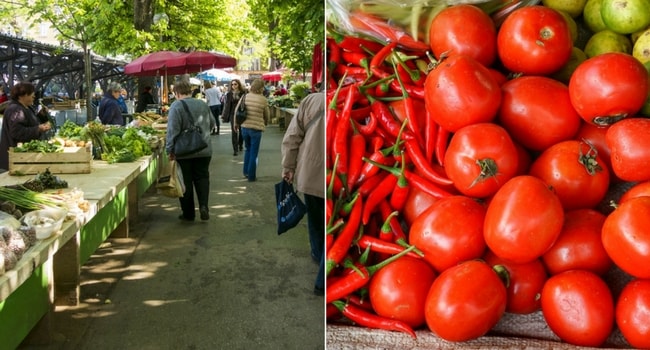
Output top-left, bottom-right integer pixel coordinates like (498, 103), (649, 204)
(332, 84), (359, 187)
(356, 143), (393, 186)
(347, 10), (429, 52)
(435, 124), (450, 167)
(342, 50), (370, 69)
(326, 197), (363, 276)
(404, 139), (453, 186)
(326, 245), (416, 303)
(389, 79), (425, 100)
(331, 301), (417, 338)
(334, 33), (385, 55)
(326, 167), (344, 199)
(378, 201), (407, 243)
(403, 169), (454, 199)
(389, 156), (410, 212)
(350, 106), (372, 121)
(361, 173), (398, 225)
(374, 82), (391, 97)
(355, 112), (377, 137)
(327, 303), (341, 320)
(338, 191), (360, 218)
(357, 234), (421, 259)
(369, 96), (415, 141)
(334, 63), (368, 78)
(347, 121), (366, 191)
(346, 294), (374, 311)
(369, 41), (397, 79)
(425, 107), (438, 163)
(327, 38), (342, 69)
(357, 171), (389, 198)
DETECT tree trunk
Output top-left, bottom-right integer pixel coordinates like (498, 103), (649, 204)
(83, 43), (93, 122)
(133, 0), (156, 110)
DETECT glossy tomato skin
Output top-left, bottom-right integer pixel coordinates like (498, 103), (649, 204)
(602, 196), (650, 279)
(616, 279), (650, 349)
(605, 118), (650, 182)
(619, 181), (650, 204)
(541, 270), (614, 347)
(424, 54), (501, 132)
(497, 6), (573, 75)
(575, 122), (618, 182)
(569, 53), (649, 126)
(528, 140), (610, 210)
(369, 256), (436, 328)
(483, 250), (547, 314)
(409, 195), (487, 273)
(541, 209), (612, 276)
(429, 4), (497, 67)
(498, 76), (581, 152)
(444, 123), (518, 198)
(424, 260), (507, 341)
(484, 175), (564, 264)
(401, 186), (439, 226)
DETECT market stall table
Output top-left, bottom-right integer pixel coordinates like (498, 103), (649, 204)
(0, 151), (164, 348)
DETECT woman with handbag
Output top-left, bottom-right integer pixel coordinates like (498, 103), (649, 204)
(165, 78), (215, 221)
(234, 78), (269, 182)
(221, 79), (246, 156)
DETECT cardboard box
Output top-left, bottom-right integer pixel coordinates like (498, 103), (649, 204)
(9, 145), (92, 175)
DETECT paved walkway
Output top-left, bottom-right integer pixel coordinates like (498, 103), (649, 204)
(21, 124), (324, 350)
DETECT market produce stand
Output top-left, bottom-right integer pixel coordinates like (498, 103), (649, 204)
(0, 150), (165, 349)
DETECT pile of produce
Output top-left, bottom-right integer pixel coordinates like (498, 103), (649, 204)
(326, 0), (650, 349)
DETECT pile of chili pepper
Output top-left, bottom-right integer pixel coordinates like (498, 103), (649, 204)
(325, 19), (458, 337)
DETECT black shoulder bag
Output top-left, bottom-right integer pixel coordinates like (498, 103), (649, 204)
(235, 93), (247, 125)
(173, 100), (208, 156)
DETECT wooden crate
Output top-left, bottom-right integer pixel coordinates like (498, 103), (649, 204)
(8, 145), (93, 175)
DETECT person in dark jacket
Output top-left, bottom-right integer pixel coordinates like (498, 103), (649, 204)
(136, 86), (156, 113)
(98, 82), (124, 125)
(0, 82), (52, 171)
(221, 79), (246, 156)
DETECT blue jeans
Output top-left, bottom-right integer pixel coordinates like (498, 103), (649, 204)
(304, 194), (325, 290)
(241, 127), (262, 181)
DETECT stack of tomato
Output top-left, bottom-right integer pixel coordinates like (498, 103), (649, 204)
(326, 2), (650, 349)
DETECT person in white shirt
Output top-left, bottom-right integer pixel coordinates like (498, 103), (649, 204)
(204, 81), (223, 135)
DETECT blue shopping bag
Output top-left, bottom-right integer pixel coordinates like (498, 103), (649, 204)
(274, 179), (307, 235)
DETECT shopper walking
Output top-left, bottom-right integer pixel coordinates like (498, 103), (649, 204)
(236, 79), (269, 182)
(204, 81), (222, 135)
(281, 90), (325, 295)
(165, 79), (215, 221)
(221, 79), (246, 155)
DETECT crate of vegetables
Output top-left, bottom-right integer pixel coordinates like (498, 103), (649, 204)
(8, 140), (92, 175)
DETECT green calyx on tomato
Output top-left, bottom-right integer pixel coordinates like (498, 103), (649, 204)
(492, 264), (511, 288)
(470, 158), (500, 189)
(592, 113), (627, 126)
(577, 141), (603, 175)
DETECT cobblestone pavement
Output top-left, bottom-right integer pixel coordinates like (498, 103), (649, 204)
(21, 124), (324, 350)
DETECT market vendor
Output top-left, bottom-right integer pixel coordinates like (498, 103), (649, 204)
(0, 81), (53, 172)
(98, 82), (125, 125)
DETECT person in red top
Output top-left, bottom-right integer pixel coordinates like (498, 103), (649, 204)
(0, 85), (8, 104)
(274, 83), (288, 96)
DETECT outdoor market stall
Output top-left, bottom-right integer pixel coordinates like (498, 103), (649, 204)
(0, 149), (165, 349)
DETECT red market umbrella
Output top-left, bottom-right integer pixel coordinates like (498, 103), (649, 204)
(262, 71), (283, 82)
(124, 51), (237, 77)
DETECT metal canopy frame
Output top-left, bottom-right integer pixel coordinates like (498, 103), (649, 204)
(0, 33), (130, 100)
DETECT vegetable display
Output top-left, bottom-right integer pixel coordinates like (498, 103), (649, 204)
(326, 0), (650, 348)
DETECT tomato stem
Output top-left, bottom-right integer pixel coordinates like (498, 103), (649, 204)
(492, 264), (510, 288)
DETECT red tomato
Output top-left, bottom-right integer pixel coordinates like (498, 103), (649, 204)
(424, 54), (501, 132)
(368, 256), (436, 328)
(409, 195), (486, 273)
(606, 118), (650, 182)
(429, 4), (497, 67)
(575, 122), (617, 182)
(541, 209), (612, 276)
(484, 175), (564, 264)
(444, 123), (519, 198)
(488, 68), (508, 87)
(497, 6), (573, 75)
(616, 279), (650, 349)
(513, 140), (532, 175)
(541, 270), (614, 347)
(424, 260), (507, 341)
(483, 250), (547, 314)
(619, 181), (650, 204)
(528, 140), (610, 210)
(401, 186), (439, 226)
(602, 196), (650, 279)
(498, 75), (581, 152)
(569, 53), (649, 126)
